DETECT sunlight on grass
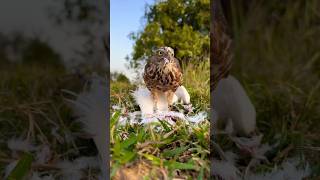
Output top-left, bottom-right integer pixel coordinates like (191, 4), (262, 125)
(110, 62), (210, 179)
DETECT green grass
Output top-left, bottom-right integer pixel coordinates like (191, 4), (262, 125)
(0, 64), (100, 178)
(110, 62), (210, 179)
(110, 112), (210, 179)
(183, 60), (210, 110)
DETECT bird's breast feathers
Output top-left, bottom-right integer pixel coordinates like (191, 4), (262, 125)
(144, 62), (182, 91)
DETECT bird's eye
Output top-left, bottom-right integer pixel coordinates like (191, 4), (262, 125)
(158, 51), (163, 55)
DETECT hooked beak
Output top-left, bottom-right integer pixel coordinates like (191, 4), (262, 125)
(163, 58), (169, 65)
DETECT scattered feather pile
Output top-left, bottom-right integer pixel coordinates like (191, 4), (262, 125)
(210, 75), (311, 178)
(4, 137), (101, 179)
(246, 159), (310, 180)
(115, 110), (208, 126)
(211, 118), (311, 179)
(115, 85), (207, 126)
(55, 156), (100, 180)
(131, 86), (190, 115)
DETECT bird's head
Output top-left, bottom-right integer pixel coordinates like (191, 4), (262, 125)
(154, 47), (175, 67)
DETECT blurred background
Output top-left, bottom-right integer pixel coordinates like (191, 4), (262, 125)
(216, 0), (320, 178)
(0, 0), (107, 179)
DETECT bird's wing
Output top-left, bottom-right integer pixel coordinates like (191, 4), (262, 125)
(143, 57), (154, 79)
(211, 0), (233, 91)
(173, 57), (182, 73)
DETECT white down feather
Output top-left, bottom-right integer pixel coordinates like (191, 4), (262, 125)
(213, 75), (256, 135)
(66, 77), (107, 179)
(132, 86), (190, 116)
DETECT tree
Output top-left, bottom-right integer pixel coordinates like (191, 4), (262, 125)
(128, 0), (210, 70)
(22, 38), (63, 68)
(0, 32), (64, 70)
(111, 71), (130, 84)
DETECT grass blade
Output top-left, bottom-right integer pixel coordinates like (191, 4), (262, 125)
(165, 160), (196, 170)
(7, 152), (34, 180)
(163, 146), (188, 158)
(111, 111), (121, 127)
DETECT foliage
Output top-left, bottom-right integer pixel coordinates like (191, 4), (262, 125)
(110, 81), (136, 111)
(111, 72), (131, 84)
(52, 0), (100, 24)
(0, 33), (64, 69)
(182, 60), (210, 110)
(21, 38), (63, 68)
(128, 0), (210, 69)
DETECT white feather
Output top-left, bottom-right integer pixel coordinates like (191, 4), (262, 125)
(247, 158), (310, 180)
(35, 145), (51, 164)
(175, 86), (190, 104)
(186, 111), (207, 123)
(30, 172), (54, 180)
(213, 75), (256, 135)
(4, 160), (18, 178)
(67, 76), (107, 178)
(131, 87), (169, 114)
(132, 85), (190, 116)
(7, 138), (37, 152)
(211, 159), (241, 180)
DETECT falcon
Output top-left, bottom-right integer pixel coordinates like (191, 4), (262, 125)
(143, 47), (183, 112)
(211, 0), (232, 91)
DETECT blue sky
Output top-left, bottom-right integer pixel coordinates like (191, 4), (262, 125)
(110, 0), (154, 80)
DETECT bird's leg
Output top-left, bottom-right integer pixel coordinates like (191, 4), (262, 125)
(166, 91), (175, 111)
(151, 90), (159, 113)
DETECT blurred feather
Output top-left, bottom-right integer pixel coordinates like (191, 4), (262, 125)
(213, 75), (256, 135)
(4, 160), (18, 179)
(65, 75), (107, 179)
(56, 156), (99, 180)
(247, 158), (310, 180)
(30, 172), (54, 180)
(7, 138), (37, 152)
(35, 145), (51, 164)
(211, 159), (241, 180)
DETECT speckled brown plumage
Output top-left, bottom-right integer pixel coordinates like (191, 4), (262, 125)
(211, 0), (232, 91)
(143, 47), (183, 111)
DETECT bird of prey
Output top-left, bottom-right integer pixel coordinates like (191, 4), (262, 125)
(211, 0), (232, 91)
(143, 47), (183, 112)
